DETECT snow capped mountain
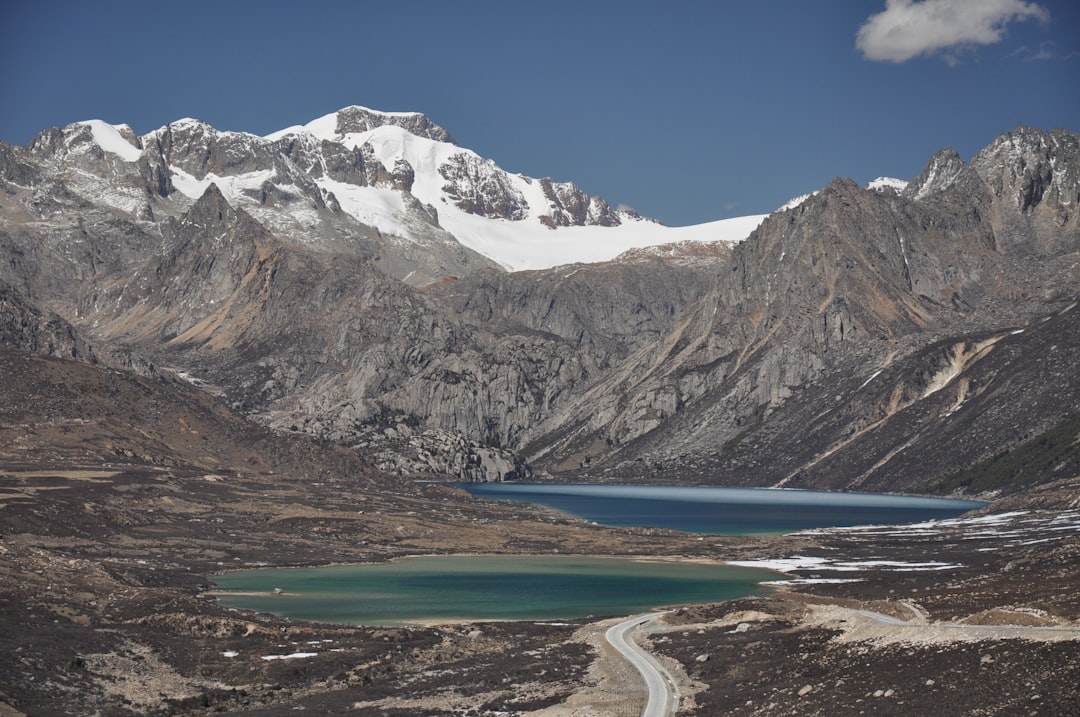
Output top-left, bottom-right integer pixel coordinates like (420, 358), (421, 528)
(23, 106), (941, 277)
(47, 106), (769, 274)
(264, 106), (770, 270)
(778, 178), (909, 214)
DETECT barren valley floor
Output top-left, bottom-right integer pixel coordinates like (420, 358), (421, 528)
(1, 463), (1078, 716)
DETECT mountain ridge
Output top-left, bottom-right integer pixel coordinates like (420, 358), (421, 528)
(20, 107), (766, 274)
(1, 109), (1078, 490)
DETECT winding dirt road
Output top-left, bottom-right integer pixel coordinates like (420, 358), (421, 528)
(605, 612), (680, 717)
(849, 608), (1080, 639)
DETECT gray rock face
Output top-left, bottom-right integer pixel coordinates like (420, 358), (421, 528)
(0, 141), (40, 189)
(278, 134), (385, 186)
(439, 153), (529, 220)
(564, 138), (1080, 489)
(969, 126), (1080, 255)
(904, 147), (967, 200)
(350, 423), (531, 482)
(0, 287), (95, 362)
(1, 117), (1078, 492)
(434, 156), (631, 228)
(148, 119), (266, 180)
(539, 178), (622, 227)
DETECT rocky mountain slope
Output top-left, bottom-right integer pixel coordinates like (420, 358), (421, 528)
(437, 126), (1080, 492)
(1, 110), (1078, 492)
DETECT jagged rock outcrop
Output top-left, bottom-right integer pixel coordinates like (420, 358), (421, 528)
(904, 147), (967, 200)
(0, 287), (96, 361)
(148, 119), (268, 179)
(0, 141), (39, 190)
(278, 134), (380, 186)
(348, 421), (530, 481)
(0, 287), (157, 377)
(970, 126), (1080, 255)
(539, 178), (623, 227)
(614, 240), (734, 263)
(332, 105), (456, 144)
(440, 153), (530, 220)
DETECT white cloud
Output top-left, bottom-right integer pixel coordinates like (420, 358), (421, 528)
(1008, 41), (1080, 62)
(856, 0), (1050, 63)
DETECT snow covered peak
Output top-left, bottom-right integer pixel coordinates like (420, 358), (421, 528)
(866, 177), (908, 193)
(336, 104), (427, 119)
(777, 176), (910, 213)
(75, 120), (142, 162)
(904, 147), (966, 201)
(777, 191), (818, 212)
(167, 117), (207, 129)
(152, 117), (217, 137)
(267, 105), (455, 145)
(146, 117), (262, 142)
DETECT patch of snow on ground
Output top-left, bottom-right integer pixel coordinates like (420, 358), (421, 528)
(830, 560), (961, 571)
(762, 578), (865, 585)
(745, 510), (1080, 577)
(316, 179), (407, 236)
(729, 557), (960, 573)
(434, 211), (768, 271)
(804, 511), (1030, 537)
(857, 369), (883, 391)
(728, 556), (830, 572)
(260, 652), (318, 661)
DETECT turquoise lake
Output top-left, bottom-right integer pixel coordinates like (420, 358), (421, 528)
(213, 484), (985, 625)
(213, 556), (780, 626)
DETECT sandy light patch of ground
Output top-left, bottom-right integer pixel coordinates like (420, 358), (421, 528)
(80, 641), (235, 711)
(0, 469), (120, 480)
(802, 603), (1080, 646)
(526, 618), (647, 717)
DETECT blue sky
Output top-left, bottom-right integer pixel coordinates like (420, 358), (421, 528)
(2, 0), (1077, 226)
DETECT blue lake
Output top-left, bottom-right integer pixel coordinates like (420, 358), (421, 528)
(458, 482), (987, 534)
(213, 484), (985, 626)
